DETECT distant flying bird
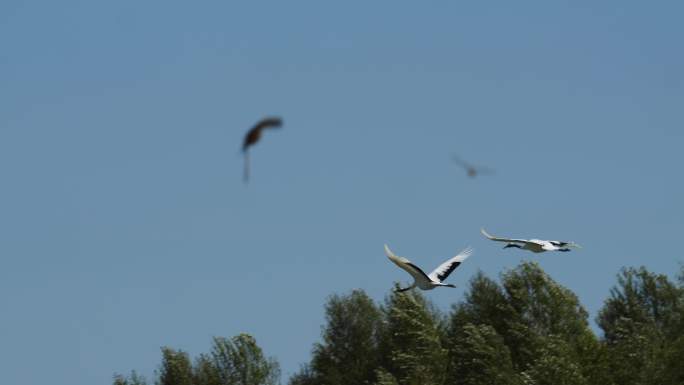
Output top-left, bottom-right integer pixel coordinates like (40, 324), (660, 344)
(242, 117), (283, 183)
(480, 228), (581, 253)
(384, 244), (473, 292)
(452, 155), (495, 178)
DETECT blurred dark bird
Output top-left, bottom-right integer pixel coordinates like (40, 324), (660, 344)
(452, 154), (495, 178)
(242, 117), (283, 183)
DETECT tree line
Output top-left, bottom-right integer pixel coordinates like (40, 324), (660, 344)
(114, 261), (684, 385)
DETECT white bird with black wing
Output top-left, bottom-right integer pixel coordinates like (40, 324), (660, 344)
(481, 228), (581, 253)
(384, 244), (473, 292)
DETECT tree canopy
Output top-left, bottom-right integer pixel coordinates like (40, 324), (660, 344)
(116, 262), (684, 385)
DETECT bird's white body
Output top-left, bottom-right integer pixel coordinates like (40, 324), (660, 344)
(481, 228), (580, 253)
(384, 244), (472, 292)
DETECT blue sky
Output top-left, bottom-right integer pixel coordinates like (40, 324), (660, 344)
(1, 1), (682, 384)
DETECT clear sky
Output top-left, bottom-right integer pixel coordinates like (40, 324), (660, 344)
(1, 1), (682, 384)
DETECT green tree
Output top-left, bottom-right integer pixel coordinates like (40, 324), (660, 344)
(450, 264), (604, 383)
(598, 267), (683, 343)
(597, 267), (684, 385)
(287, 365), (317, 385)
(658, 335), (684, 384)
(113, 371), (148, 385)
(523, 336), (586, 385)
(381, 287), (447, 385)
(502, 262), (589, 348)
(113, 334), (279, 385)
(192, 354), (221, 385)
(210, 334), (280, 385)
(157, 347), (193, 385)
(373, 368), (399, 385)
(657, 266), (684, 384)
(296, 289), (383, 385)
(451, 272), (509, 327)
(446, 323), (519, 385)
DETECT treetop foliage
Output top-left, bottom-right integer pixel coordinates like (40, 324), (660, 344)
(116, 262), (684, 385)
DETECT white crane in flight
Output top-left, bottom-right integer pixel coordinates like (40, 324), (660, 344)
(384, 244), (473, 292)
(481, 228), (581, 253)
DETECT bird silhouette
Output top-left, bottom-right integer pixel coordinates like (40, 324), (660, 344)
(452, 154), (495, 178)
(242, 117), (283, 183)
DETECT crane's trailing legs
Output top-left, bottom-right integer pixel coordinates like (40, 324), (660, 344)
(243, 151), (250, 183)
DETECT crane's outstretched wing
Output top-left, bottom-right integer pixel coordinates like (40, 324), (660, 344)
(428, 247), (473, 282)
(481, 228), (529, 245)
(384, 244), (431, 284)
